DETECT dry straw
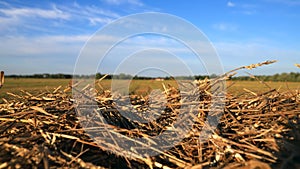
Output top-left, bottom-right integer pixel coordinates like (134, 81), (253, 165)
(0, 61), (299, 168)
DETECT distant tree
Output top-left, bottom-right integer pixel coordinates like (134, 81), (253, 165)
(210, 74), (218, 78)
(95, 73), (102, 79)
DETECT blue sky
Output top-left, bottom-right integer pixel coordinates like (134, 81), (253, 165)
(0, 0), (300, 76)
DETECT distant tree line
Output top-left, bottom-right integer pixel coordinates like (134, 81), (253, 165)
(230, 72), (300, 82)
(95, 73), (211, 80)
(5, 72), (300, 82)
(7, 73), (73, 79)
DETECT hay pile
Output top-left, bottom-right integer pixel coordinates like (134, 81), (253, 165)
(0, 61), (300, 169)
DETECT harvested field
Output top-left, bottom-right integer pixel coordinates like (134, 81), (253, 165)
(0, 61), (300, 169)
(2, 78), (299, 100)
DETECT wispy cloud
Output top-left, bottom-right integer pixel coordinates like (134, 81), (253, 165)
(0, 1), (161, 75)
(88, 17), (114, 25)
(0, 2), (122, 35)
(213, 23), (237, 31)
(59, 3), (120, 25)
(227, 1), (235, 7)
(51, 2), (123, 26)
(227, 2), (257, 15)
(0, 6), (70, 20)
(0, 5), (71, 33)
(102, 0), (144, 6)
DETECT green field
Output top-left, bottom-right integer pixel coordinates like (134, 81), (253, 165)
(0, 78), (299, 99)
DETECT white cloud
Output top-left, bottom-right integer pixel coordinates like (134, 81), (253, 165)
(0, 35), (81, 74)
(0, 34), (133, 60)
(0, 34), (219, 75)
(58, 3), (120, 26)
(0, 6), (70, 20)
(128, 0), (144, 6)
(0, 2), (122, 35)
(0, 35), (87, 56)
(213, 23), (237, 31)
(227, 2), (257, 15)
(83, 6), (120, 18)
(227, 1), (235, 7)
(1, 33), (299, 75)
(89, 17), (114, 25)
(40, 35), (91, 43)
(103, 0), (144, 6)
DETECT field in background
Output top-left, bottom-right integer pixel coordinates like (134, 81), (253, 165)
(0, 78), (70, 99)
(1, 78), (299, 99)
(226, 80), (300, 95)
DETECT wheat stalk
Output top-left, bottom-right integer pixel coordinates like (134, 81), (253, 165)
(0, 71), (4, 88)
